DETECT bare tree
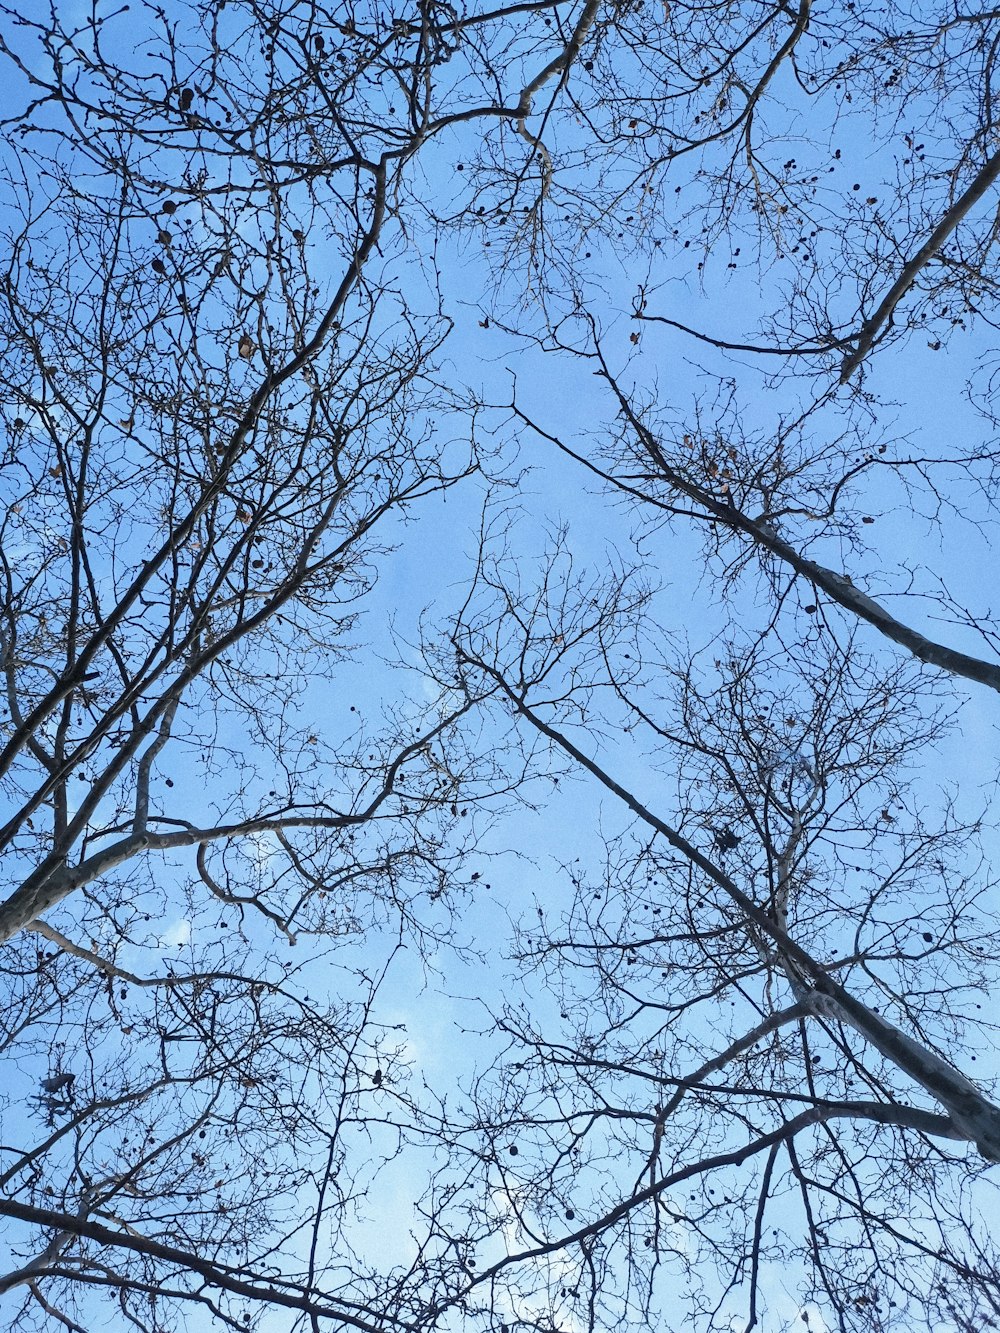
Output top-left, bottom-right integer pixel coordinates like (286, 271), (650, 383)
(0, 3), (514, 1327)
(440, 555), (999, 1329)
(3, 2), (1000, 1332)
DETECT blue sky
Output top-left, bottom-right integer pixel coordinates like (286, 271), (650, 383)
(3, 3), (1000, 1331)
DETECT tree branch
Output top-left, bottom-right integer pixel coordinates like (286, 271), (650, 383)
(460, 654), (1000, 1160)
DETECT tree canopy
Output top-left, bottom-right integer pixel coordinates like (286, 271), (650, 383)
(2, 2), (1000, 1331)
